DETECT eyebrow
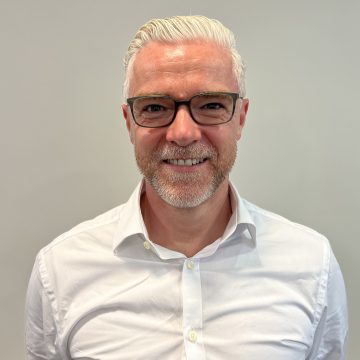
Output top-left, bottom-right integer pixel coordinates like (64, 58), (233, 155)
(131, 92), (168, 98)
(129, 90), (235, 99)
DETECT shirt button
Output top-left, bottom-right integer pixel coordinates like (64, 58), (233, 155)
(186, 259), (194, 270)
(143, 241), (151, 250)
(188, 330), (198, 343)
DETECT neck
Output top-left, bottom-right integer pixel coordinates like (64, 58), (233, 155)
(141, 179), (232, 257)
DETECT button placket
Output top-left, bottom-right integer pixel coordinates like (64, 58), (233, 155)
(186, 259), (194, 270)
(181, 258), (205, 359)
(188, 329), (198, 343)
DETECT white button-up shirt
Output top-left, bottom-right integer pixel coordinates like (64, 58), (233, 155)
(25, 181), (348, 359)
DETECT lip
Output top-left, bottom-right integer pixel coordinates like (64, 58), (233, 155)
(165, 158), (206, 166)
(162, 159), (208, 172)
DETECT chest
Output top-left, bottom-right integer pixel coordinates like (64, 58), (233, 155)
(61, 258), (319, 360)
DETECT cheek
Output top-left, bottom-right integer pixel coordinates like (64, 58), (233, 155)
(133, 128), (166, 150)
(230, 119), (243, 141)
(205, 125), (239, 148)
(129, 127), (135, 144)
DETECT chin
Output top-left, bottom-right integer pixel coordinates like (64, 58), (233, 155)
(150, 172), (226, 208)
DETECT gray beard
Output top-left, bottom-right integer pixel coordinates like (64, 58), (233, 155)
(136, 142), (236, 208)
(149, 167), (225, 208)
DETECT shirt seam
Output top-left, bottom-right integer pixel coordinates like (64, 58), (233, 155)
(245, 200), (325, 239)
(37, 249), (63, 355)
(309, 237), (330, 349)
(42, 206), (123, 255)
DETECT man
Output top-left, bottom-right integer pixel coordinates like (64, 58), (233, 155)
(26, 15), (348, 359)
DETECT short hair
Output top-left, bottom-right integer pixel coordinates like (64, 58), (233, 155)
(123, 15), (246, 99)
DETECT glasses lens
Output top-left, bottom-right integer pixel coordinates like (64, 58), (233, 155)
(191, 93), (235, 125)
(132, 97), (174, 127)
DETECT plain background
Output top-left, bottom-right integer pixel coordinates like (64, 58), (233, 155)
(1, 0), (358, 358)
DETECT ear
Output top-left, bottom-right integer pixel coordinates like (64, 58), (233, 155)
(235, 98), (249, 140)
(122, 103), (135, 144)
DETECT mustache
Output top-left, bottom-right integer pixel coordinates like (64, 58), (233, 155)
(157, 143), (217, 159)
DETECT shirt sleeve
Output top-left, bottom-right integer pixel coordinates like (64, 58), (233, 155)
(25, 253), (62, 360)
(307, 248), (348, 360)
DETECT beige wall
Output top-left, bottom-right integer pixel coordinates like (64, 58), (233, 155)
(1, 0), (358, 358)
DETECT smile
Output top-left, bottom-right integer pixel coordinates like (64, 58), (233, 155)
(165, 158), (206, 166)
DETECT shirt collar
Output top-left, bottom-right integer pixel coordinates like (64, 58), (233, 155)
(113, 179), (256, 258)
(229, 181), (256, 242)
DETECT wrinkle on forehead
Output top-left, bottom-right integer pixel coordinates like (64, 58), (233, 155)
(129, 41), (238, 97)
(164, 45), (186, 60)
(134, 40), (230, 72)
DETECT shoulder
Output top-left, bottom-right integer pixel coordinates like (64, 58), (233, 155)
(244, 198), (330, 244)
(35, 203), (130, 282)
(31, 203), (129, 303)
(42, 204), (125, 255)
(240, 198), (333, 270)
(41, 182), (144, 257)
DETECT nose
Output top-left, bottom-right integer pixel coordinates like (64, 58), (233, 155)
(165, 105), (201, 146)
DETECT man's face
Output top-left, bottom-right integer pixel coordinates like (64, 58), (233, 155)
(122, 40), (248, 208)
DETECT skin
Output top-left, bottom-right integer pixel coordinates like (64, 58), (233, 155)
(122, 40), (249, 257)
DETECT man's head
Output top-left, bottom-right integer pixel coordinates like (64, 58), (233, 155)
(122, 16), (249, 208)
(123, 15), (246, 100)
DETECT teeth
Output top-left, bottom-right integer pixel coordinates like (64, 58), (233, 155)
(166, 158), (205, 166)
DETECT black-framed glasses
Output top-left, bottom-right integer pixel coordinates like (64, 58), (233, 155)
(127, 92), (242, 128)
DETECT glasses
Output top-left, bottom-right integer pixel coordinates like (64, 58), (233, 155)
(127, 92), (242, 128)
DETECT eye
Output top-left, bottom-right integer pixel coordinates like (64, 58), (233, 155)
(201, 102), (224, 110)
(143, 104), (166, 112)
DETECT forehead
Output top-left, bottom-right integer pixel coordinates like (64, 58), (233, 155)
(128, 40), (237, 98)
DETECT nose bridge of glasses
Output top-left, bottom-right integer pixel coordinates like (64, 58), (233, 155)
(173, 99), (196, 123)
(167, 98), (202, 144)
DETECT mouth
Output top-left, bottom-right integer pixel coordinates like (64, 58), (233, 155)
(164, 158), (207, 166)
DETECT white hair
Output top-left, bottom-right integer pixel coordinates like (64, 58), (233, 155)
(123, 15), (246, 100)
